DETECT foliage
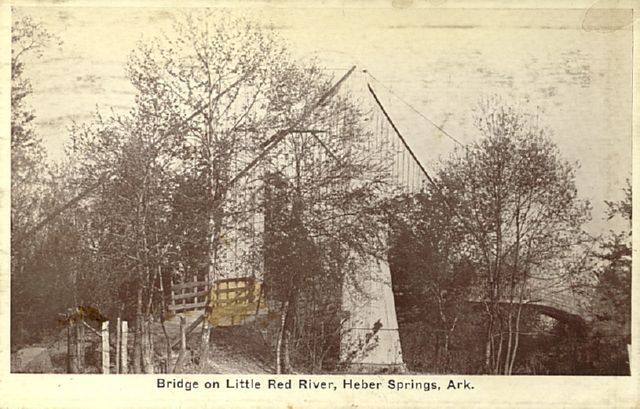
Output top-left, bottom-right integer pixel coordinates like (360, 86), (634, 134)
(585, 181), (631, 374)
(400, 97), (591, 374)
(11, 16), (57, 241)
(260, 87), (393, 372)
(11, 16), (64, 346)
(16, 11), (389, 374)
(388, 190), (476, 372)
(67, 77), (190, 372)
(12, 12), (615, 377)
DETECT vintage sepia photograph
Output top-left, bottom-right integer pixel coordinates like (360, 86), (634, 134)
(8, 3), (633, 380)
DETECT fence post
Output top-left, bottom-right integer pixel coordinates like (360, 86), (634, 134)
(77, 319), (85, 371)
(67, 320), (78, 373)
(172, 316), (187, 373)
(170, 278), (176, 312)
(121, 321), (128, 374)
(115, 317), (121, 374)
(101, 321), (110, 374)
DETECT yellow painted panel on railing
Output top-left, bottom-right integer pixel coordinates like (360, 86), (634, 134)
(207, 278), (266, 327)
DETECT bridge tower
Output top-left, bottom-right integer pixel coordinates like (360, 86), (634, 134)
(192, 67), (431, 372)
(336, 72), (430, 372)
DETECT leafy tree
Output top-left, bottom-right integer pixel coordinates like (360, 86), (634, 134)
(57, 11), (388, 374)
(262, 93), (390, 372)
(11, 16), (50, 259)
(69, 97), (181, 373)
(11, 16), (62, 237)
(11, 16), (62, 346)
(435, 97), (591, 374)
(388, 190), (476, 373)
(124, 11), (391, 373)
(125, 11), (296, 366)
(586, 181), (631, 374)
(11, 17), (53, 205)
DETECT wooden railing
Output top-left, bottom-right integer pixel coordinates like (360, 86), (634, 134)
(169, 276), (265, 326)
(169, 276), (209, 313)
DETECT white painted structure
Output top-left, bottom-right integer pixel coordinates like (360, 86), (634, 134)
(341, 256), (404, 371)
(209, 69), (424, 371)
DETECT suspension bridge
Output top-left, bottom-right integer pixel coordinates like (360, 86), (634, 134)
(186, 66), (589, 371)
(22, 65), (589, 372)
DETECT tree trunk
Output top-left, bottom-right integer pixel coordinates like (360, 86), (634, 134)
(508, 302), (524, 375)
(199, 320), (211, 372)
(158, 270), (172, 373)
(281, 294), (297, 374)
(276, 300), (288, 374)
(141, 318), (154, 374)
(159, 315), (172, 373)
(172, 316), (187, 373)
(434, 334), (441, 372)
(504, 311), (513, 375)
(495, 332), (504, 375)
(204, 180), (223, 372)
(484, 313), (493, 373)
(133, 288), (143, 374)
(282, 329), (291, 373)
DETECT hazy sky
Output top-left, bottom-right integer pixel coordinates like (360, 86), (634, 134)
(15, 6), (633, 234)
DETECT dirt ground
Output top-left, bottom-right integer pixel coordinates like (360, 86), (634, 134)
(11, 320), (275, 374)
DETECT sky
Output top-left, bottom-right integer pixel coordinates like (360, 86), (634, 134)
(14, 6), (634, 235)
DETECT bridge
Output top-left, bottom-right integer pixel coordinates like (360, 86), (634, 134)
(394, 287), (589, 329)
(172, 66), (593, 371)
(190, 66), (593, 371)
(516, 289), (588, 326)
(29, 65), (589, 371)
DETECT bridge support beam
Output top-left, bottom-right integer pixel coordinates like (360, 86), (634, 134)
(340, 254), (405, 373)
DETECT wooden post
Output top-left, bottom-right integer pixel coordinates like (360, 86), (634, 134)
(115, 317), (121, 374)
(66, 322), (71, 373)
(76, 319), (85, 371)
(199, 277), (211, 372)
(159, 273), (172, 373)
(194, 275), (200, 305)
(121, 321), (128, 374)
(101, 321), (110, 374)
(170, 279), (176, 312)
(172, 316), (187, 373)
(67, 320), (78, 373)
(182, 279), (187, 309)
